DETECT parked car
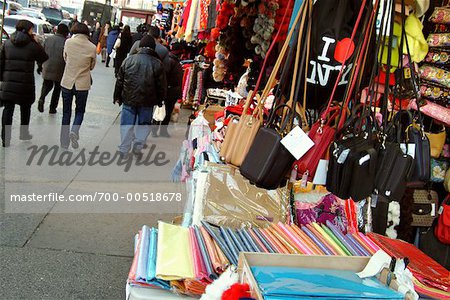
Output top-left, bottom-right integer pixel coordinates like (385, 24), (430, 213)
(0, 1), (23, 16)
(41, 6), (63, 26)
(3, 15), (53, 46)
(17, 8), (47, 21)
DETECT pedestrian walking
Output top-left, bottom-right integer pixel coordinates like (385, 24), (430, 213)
(131, 24), (144, 44)
(37, 23), (69, 114)
(99, 22), (110, 63)
(130, 26), (170, 73)
(60, 23), (96, 149)
(91, 21), (101, 45)
(106, 25), (120, 67)
(0, 20), (48, 147)
(113, 25), (133, 77)
(113, 35), (167, 156)
(154, 42), (183, 137)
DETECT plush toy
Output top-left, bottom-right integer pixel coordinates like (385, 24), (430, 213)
(222, 283), (252, 300)
(386, 201), (401, 239)
(200, 267), (239, 300)
(251, 0), (278, 58)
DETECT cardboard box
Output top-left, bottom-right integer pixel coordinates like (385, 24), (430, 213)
(238, 252), (371, 300)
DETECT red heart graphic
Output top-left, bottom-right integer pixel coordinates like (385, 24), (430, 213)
(334, 38), (355, 63)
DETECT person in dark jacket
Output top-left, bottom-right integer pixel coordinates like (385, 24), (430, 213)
(114, 25), (132, 77)
(106, 25), (120, 67)
(37, 23), (69, 114)
(129, 26), (170, 74)
(113, 35), (167, 156)
(90, 21), (101, 45)
(0, 20), (48, 147)
(154, 42), (183, 137)
(131, 24), (144, 45)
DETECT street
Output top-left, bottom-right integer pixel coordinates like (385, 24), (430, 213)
(0, 57), (185, 299)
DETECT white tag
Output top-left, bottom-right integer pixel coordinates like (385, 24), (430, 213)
(359, 154), (371, 165)
(337, 149), (350, 164)
(281, 126), (314, 160)
(313, 159), (328, 185)
(400, 143), (416, 159)
(431, 203), (436, 217)
(439, 205), (444, 215)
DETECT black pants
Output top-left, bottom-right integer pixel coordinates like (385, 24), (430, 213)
(39, 79), (61, 110)
(106, 54), (111, 67)
(115, 59), (127, 78)
(1, 102), (32, 143)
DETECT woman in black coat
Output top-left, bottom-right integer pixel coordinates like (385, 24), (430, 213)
(114, 25), (133, 77)
(0, 20), (48, 147)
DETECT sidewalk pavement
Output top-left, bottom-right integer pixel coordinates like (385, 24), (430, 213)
(0, 57), (185, 299)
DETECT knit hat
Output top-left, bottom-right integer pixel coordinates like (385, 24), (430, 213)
(139, 35), (156, 49)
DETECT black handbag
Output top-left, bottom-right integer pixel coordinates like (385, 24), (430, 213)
(375, 141), (414, 202)
(327, 113), (379, 201)
(240, 104), (297, 190)
(240, 4), (311, 190)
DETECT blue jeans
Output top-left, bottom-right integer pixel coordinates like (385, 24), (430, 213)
(60, 86), (89, 147)
(119, 104), (153, 153)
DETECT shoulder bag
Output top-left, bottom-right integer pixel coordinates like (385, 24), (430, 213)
(240, 0), (311, 190)
(435, 194), (450, 245)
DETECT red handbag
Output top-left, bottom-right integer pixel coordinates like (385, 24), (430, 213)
(435, 194), (450, 245)
(293, 109), (339, 181)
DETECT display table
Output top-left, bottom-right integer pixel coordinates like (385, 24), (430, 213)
(126, 284), (196, 300)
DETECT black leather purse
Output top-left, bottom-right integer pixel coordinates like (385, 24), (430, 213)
(239, 104), (297, 190)
(327, 110), (380, 201)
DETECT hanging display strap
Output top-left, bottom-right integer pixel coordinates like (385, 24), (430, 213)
(251, 0), (310, 121)
(248, 0), (294, 102)
(321, 0), (368, 121)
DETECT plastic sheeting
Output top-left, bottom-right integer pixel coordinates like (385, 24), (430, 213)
(201, 163), (289, 228)
(251, 266), (404, 299)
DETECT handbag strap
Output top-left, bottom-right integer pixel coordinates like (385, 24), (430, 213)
(248, 0), (294, 102)
(243, 0), (306, 118)
(321, 0), (368, 120)
(336, 0), (378, 131)
(258, 0), (308, 103)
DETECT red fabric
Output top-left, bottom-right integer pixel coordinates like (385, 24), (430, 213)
(435, 195), (450, 245)
(222, 283), (251, 300)
(367, 233), (450, 292)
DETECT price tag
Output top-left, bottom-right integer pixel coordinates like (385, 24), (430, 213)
(281, 126), (314, 160)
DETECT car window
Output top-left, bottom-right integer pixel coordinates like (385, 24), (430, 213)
(3, 18), (18, 28)
(9, 3), (22, 11)
(42, 8), (62, 19)
(33, 24), (38, 34)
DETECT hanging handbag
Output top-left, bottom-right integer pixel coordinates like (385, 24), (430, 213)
(425, 122), (446, 158)
(224, 6), (305, 167)
(411, 189), (439, 227)
(240, 104), (298, 189)
(326, 1), (381, 200)
(406, 121), (431, 183)
(435, 194), (450, 245)
(240, 2), (311, 190)
(293, 0), (370, 182)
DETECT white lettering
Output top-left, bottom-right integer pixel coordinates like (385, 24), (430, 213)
(318, 37), (335, 62)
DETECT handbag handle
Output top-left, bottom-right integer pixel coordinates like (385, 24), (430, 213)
(321, 0), (369, 121)
(251, 0), (310, 121)
(248, 0), (295, 103)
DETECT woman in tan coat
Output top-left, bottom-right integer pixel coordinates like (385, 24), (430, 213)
(99, 21), (110, 63)
(60, 23), (96, 149)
